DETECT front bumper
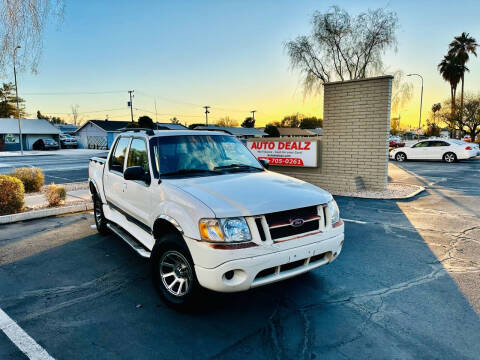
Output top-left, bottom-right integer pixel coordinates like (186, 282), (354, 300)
(194, 232), (344, 292)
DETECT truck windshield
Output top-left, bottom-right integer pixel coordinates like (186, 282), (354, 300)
(151, 134), (263, 178)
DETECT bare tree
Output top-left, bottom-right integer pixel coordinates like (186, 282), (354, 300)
(285, 6), (398, 94)
(391, 70), (413, 117)
(216, 116), (238, 127)
(0, 0), (64, 74)
(71, 104), (79, 126)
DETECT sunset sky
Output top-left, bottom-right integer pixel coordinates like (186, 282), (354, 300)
(16, 0), (480, 128)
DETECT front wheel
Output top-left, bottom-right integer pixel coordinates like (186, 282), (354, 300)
(443, 152), (457, 163)
(395, 152), (407, 162)
(151, 233), (200, 310)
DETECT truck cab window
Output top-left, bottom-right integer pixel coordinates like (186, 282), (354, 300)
(127, 138), (149, 174)
(109, 137), (131, 173)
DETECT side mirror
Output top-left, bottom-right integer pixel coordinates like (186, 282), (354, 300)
(259, 159), (269, 169)
(124, 166), (150, 184)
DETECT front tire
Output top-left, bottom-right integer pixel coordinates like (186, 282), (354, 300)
(443, 152), (457, 163)
(395, 152), (407, 162)
(151, 233), (200, 310)
(93, 195), (109, 235)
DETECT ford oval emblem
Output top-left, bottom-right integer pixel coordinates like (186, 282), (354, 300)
(290, 218), (304, 227)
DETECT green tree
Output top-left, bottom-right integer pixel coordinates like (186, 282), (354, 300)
(0, 82), (25, 118)
(138, 115), (154, 129)
(448, 32), (478, 112)
(285, 6), (398, 93)
(241, 117), (255, 128)
(438, 53), (462, 116)
(280, 114), (300, 128)
(37, 110), (65, 124)
(264, 124), (280, 137)
(170, 117), (180, 124)
(299, 116), (322, 129)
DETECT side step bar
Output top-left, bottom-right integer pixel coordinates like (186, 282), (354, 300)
(107, 222), (151, 258)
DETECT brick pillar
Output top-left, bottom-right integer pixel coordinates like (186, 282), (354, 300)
(322, 76), (393, 191)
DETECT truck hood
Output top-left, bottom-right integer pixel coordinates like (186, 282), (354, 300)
(168, 171), (332, 217)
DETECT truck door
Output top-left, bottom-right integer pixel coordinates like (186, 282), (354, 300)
(122, 137), (154, 233)
(104, 136), (131, 212)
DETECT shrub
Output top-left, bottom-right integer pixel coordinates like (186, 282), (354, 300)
(11, 167), (44, 193)
(45, 183), (66, 207)
(0, 175), (25, 215)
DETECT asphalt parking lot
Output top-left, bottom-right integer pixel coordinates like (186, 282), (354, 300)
(0, 150), (108, 184)
(1, 159), (479, 359)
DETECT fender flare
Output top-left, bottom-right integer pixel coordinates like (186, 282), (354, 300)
(154, 214), (184, 235)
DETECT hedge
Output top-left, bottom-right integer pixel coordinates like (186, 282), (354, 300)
(11, 167), (44, 193)
(0, 175), (25, 215)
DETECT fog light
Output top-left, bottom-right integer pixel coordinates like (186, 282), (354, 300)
(224, 270), (234, 280)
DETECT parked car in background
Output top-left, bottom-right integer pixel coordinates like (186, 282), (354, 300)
(390, 139), (478, 163)
(462, 136), (472, 143)
(59, 134), (78, 149)
(32, 138), (60, 151)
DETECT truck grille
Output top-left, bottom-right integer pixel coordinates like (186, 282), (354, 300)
(256, 205), (325, 241)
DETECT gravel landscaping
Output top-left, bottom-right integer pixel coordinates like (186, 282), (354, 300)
(331, 182), (424, 199)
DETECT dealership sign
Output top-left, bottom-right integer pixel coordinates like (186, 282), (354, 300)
(247, 140), (318, 167)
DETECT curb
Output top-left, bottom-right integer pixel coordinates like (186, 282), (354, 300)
(331, 183), (425, 200)
(0, 201), (93, 225)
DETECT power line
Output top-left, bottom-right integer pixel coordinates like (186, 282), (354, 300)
(23, 90), (127, 95)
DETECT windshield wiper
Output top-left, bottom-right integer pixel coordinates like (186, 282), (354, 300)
(161, 169), (218, 178)
(214, 163), (263, 171)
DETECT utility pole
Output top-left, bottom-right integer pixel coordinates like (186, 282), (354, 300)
(128, 90), (134, 122)
(13, 45), (23, 155)
(250, 110), (256, 123)
(203, 106), (210, 126)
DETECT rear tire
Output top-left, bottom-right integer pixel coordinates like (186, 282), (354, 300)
(151, 233), (200, 310)
(93, 195), (109, 235)
(443, 152), (457, 163)
(395, 152), (407, 162)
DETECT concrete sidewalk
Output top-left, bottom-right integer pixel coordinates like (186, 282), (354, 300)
(25, 188), (91, 209)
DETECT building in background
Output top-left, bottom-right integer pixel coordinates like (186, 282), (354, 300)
(193, 125), (267, 139)
(54, 123), (79, 135)
(75, 120), (131, 149)
(154, 122), (188, 130)
(277, 127), (317, 137)
(0, 118), (61, 151)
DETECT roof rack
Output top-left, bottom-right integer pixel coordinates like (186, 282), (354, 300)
(118, 127), (155, 136)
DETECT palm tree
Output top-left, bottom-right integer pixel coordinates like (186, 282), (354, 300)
(448, 32), (478, 112)
(438, 54), (461, 116)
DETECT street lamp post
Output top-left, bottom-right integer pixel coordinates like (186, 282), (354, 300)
(407, 73), (423, 140)
(13, 45), (23, 155)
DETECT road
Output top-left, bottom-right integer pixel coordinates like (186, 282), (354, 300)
(0, 160), (479, 359)
(0, 151), (108, 184)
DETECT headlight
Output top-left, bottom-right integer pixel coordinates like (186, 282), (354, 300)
(327, 199), (340, 225)
(199, 217), (252, 242)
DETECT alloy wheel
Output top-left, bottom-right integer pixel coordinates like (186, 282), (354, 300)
(445, 153), (456, 163)
(159, 251), (193, 297)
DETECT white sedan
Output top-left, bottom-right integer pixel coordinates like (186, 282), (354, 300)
(390, 139), (479, 163)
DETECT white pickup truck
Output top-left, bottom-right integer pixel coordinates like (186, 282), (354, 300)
(89, 129), (344, 308)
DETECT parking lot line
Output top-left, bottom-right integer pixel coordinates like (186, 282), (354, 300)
(343, 218), (367, 224)
(0, 308), (54, 360)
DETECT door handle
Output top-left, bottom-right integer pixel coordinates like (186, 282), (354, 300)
(122, 183), (127, 192)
